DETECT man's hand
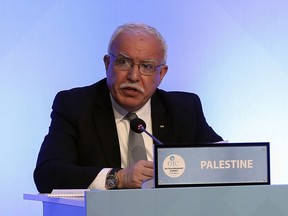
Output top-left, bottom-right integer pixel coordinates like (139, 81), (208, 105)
(117, 160), (154, 189)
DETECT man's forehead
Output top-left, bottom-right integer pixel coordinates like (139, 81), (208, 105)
(112, 33), (161, 51)
(110, 32), (164, 61)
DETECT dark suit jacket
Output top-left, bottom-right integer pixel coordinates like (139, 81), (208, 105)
(34, 78), (222, 193)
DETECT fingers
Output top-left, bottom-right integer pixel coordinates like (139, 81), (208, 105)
(141, 161), (154, 178)
(117, 160), (154, 189)
(143, 160), (154, 169)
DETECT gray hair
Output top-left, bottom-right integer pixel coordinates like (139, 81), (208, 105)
(107, 23), (168, 63)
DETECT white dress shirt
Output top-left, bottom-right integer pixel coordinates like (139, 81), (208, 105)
(89, 96), (153, 190)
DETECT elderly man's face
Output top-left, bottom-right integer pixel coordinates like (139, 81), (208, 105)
(104, 32), (168, 112)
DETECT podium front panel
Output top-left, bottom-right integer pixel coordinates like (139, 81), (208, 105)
(86, 185), (288, 216)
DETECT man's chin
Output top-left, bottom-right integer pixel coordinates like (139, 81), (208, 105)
(118, 99), (144, 112)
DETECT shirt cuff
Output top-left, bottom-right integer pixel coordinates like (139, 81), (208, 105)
(88, 168), (112, 190)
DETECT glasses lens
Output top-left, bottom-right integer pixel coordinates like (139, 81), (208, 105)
(110, 54), (160, 76)
(139, 63), (155, 75)
(114, 57), (132, 70)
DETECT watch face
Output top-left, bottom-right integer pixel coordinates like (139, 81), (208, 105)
(106, 174), (118, 189)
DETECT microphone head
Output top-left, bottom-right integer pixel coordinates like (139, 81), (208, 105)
(130, 118), (146, 133)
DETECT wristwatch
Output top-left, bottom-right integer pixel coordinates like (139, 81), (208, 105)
(105, 168), (121, 190)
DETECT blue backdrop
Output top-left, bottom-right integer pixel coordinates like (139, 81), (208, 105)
(1, 0), (287, 215)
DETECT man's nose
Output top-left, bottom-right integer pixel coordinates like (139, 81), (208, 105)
(127, 64), (141, 81)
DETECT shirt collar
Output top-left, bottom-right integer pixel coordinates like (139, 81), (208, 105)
(110, 94), (151, 124)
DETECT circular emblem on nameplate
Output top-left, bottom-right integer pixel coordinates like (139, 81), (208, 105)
(163, 154), (185, 178)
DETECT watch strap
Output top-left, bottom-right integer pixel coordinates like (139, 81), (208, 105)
(105, 168), (122, 190)
(109, 168), (122, 175)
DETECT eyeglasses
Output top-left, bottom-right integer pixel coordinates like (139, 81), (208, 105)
(109, 54), (164, 76)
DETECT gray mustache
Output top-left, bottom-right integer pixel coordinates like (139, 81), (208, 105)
(120, 82), (144, 93)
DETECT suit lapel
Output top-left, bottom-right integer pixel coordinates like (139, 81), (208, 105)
(92, 81), (121, 167)
(151, 91), (172, 144)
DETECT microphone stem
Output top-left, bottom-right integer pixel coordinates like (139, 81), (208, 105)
(140, 126), (163, 145)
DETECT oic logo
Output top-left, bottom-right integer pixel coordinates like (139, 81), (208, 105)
(163, 154), (185, 178)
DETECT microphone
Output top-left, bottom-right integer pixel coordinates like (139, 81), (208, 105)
(130, 118), (163, 145)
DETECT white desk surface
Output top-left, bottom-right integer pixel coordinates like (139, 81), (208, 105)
(23, 193), (85, 207)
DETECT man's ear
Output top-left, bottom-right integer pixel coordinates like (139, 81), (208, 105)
(103, 55), (110, 72)
(159, 65), (168, 86)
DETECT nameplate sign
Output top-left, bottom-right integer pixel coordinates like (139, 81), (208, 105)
(154, 143), (270, 188)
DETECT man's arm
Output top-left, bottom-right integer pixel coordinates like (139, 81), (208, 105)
(33, 89), (117, 193)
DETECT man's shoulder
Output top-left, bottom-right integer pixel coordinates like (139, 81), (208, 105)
(58, 78), (106, 96)
(52, 78), (108, 108)
(155, 88), (200, 103)
(152, 89), (202, 114)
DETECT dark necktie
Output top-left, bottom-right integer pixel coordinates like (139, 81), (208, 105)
(125, 112), (147, 166)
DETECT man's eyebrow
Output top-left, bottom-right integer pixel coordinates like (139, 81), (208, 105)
(118, 53), (130, 58)
(119, 53), (156, 63)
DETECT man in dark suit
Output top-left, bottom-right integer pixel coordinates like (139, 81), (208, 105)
(34, 23), (222, 193)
